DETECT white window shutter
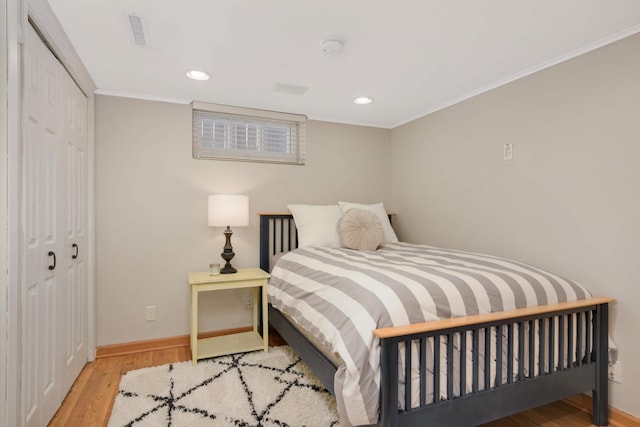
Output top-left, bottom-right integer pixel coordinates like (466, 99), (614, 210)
(192, 102), (306, 165)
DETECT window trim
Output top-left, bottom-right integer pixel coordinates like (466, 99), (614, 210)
(192, 101), (307, 165)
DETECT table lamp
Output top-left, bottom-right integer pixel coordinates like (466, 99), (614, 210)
(208, 194), (249, 274)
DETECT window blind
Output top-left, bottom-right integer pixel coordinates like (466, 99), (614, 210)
(192, 101), (306, 165)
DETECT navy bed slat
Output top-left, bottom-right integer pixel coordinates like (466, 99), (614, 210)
(484, 328), (491, 388)
(539, 318), (546, 374)
(518, 322), (524, 380)
(568, 313), (574, 369)
(549, 316), (555, 373)
(495, 325), (502, 387)
(434, 334), (441, 402)
(446, 334), (454, 399)
(559, 315), (565, 370)
(577, 312), (583, 366)
(472, 329), (479, 394)
(419, 338), (426, 407)
(528, 320), (535, 379)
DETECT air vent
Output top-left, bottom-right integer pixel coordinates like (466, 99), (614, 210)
(128, 15), (147, 46)
(273, 82), (309, 96)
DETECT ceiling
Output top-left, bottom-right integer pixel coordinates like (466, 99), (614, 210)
(48, 0), (640, 129)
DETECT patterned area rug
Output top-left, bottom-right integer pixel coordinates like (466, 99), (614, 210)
(108, 346), (341, 426)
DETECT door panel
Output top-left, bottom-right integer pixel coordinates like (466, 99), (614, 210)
(23, 25), (62, 427)
(61, 64), (88, 392)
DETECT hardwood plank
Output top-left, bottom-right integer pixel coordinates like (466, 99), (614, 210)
(78, 357), (124, 425)
(482, 401), (591, 427)
(47, 361), (93, 426)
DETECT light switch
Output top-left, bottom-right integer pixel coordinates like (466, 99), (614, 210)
(503, 143), (513, 161)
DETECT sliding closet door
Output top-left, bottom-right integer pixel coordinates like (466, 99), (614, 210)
(22, 24), (88, 427)
(61, 63), (89, 393)
(23, 24), (65, 427)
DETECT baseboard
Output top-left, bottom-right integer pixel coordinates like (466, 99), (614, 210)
(564, 394), (640, 427)
(95, 326), (253, 358)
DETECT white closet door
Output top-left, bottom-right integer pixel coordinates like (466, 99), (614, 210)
(22, 24), (88, 427)
(61, 62), (88, 393)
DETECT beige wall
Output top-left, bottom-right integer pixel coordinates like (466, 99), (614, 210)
(95, 95), (391, 346)
(390, 33), (640, 416)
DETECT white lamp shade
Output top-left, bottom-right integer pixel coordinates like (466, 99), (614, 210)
(208, 194), (249, 227)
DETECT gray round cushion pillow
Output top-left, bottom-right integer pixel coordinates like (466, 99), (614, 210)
(338, 208), (384, 251)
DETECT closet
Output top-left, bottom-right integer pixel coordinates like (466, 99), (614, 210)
(22, 24), (88, 426)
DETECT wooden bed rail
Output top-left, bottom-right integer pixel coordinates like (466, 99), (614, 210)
(373, 297), (614, 339)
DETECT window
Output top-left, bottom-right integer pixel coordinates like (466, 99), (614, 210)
(192, 101), (306, 165)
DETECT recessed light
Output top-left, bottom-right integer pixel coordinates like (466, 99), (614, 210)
(186, 70), (210, 81)
(353, 97), (373, 105)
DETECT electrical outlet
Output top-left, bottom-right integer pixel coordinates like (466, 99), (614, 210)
(244, 296), (253, 310)
(145, 305), (156, 321)
(608, 361), (622, 383)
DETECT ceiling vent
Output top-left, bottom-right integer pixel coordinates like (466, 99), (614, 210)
(128, 15), (147, 46)
(273, 82), (310, 96)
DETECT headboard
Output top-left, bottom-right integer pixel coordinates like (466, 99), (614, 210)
(259, 213), (297, 272)
(259, 212), (394, 272)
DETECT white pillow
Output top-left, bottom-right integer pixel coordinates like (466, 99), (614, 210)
(287, 204), (343, 248)
(338, 201), (399, 243)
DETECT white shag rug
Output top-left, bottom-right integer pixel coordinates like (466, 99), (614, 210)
(108, 346), (342, 427)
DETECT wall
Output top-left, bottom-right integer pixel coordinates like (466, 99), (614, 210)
(95, 95), (391, 346)
(390, 33), (640, 417)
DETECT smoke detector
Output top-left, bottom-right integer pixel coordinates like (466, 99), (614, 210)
(320, 39), (344, 54)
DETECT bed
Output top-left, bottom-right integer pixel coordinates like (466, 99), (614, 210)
(259, 209), (612, 427)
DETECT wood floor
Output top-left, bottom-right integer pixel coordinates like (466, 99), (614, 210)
(48, 346), (193, 426)
(49, 346), (600, 427)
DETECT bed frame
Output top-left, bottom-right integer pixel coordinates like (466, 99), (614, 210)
(259, 213), (612, 427)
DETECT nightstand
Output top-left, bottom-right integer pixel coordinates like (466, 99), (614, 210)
(188, 267), (270, 365)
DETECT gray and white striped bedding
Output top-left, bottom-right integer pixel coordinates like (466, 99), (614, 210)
(267, 243), (590, 426)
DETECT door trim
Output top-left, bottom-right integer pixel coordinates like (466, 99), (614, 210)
(1, 1), (11, 425)
(6, 1), (23, 426)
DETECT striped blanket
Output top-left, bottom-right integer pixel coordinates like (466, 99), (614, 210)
(267, 243), (590, 426)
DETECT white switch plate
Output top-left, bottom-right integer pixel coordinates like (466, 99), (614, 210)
(503, 143), (513, 161)
(145, 305), (156, 321)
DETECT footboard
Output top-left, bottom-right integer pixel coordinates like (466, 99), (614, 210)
(374, 298), (612, 427)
